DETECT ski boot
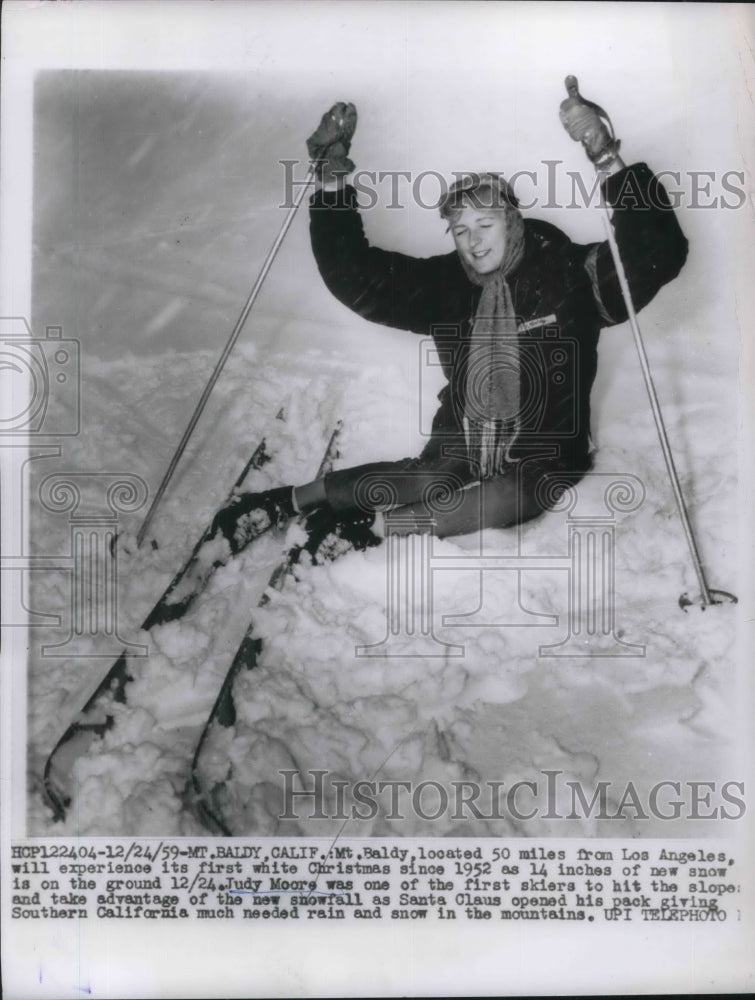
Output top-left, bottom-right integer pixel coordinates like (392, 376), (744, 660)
(211, 486), (296, 554)
(302, 506), (382, 564)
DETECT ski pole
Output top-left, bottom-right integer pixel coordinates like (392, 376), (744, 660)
(136, 160), (318, 548)
(597, 199), (714, 603)
(562, 76), (736, 609)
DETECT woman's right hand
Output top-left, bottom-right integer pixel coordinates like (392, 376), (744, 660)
(306, 102), (357, 183)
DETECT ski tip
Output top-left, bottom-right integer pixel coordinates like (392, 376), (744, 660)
(42, 754), (72, 822)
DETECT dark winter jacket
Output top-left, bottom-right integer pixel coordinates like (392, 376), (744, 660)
(309, 163), (688, 470)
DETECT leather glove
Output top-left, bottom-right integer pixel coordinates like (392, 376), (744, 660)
(559, 78), (620, 168)
(306, 102), (358, 182)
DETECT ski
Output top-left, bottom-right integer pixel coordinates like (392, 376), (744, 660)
(189, 420), (351, 835)
(43, 425), (280, 822)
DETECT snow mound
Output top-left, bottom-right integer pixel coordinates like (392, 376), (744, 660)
(28, 339), (741, 838)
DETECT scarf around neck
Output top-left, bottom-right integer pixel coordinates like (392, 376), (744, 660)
(461, 204), (526, 478)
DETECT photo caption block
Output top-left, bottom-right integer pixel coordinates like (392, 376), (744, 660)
(9, 838), (743, 924)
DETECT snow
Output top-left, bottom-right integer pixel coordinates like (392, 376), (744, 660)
(23, 34), (746, 839)
(26, 335), (740, 839)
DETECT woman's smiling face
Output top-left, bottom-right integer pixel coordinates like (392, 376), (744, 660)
(450, 207), (508, 275)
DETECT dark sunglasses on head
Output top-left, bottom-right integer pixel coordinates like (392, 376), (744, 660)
(439, 173), (519, 220)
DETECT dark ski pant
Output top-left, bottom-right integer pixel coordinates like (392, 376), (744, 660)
(323, 438), (588, 539)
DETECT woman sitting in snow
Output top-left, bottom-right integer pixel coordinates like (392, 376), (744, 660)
(213, 99), (688, 557)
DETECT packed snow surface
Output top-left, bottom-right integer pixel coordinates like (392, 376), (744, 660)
(27, 332), (741, 838)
